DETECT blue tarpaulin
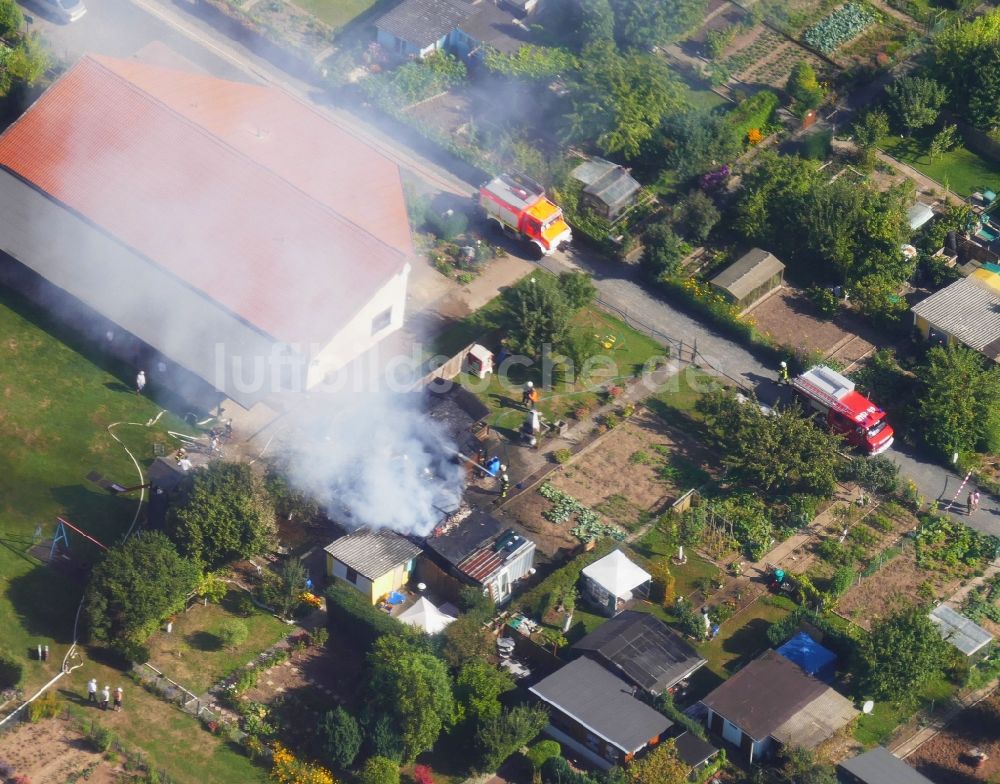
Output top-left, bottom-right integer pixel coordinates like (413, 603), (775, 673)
(776, 632), (837, 680)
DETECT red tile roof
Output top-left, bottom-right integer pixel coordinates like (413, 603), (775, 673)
(0, 55), (411, 342)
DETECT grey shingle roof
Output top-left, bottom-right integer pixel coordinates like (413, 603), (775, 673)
(911, 276), (1000, 360)
(457, 1), (528, 54)
(840, 747), (936, 784)
(573, 611), (706, 693)
(324, 530), (422, 580)
(375, 0), (475, 49)
(530, 658), (672, 753)
(710, 248), (785, 300)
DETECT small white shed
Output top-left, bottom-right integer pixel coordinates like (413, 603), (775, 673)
(581, 549), (651, 616)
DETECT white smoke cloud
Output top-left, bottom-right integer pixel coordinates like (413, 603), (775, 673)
(282, 388), (466, 535)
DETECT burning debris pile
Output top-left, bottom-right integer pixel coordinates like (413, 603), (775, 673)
(284, 390), (465, 535)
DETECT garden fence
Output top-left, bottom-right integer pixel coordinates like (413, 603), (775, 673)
(135, 662), (219, 724)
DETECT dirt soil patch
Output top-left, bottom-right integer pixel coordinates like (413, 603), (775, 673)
(243, 636), (363, 709)
(837, 548), (963, 629)
(746, 287), (877, 365)
(0, 717), (123, 783)
(907, 692), (1000, 784)
(500, 410), (715, 557)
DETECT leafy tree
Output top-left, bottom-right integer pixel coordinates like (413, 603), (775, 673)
(840, 455), (900, 495)
(756, 747), (837, 784)
(932, 10), (1000, 130)
(884, 76), (947, 136)
(7, 36), (48, 87)
(640, 223), (689, 282)
(264, 558), (308, 619)
(455, 661), (515, 727)
(502, 274), (573, 358)
(475, 704), (549, 772)
(610, 0), (707, 50)
(440, 613), (493, 669)
(368, 635), (456, 762)
(928, 123), (959, 162)
(317, 707), (362, 770)
(917, 344), (1000, 458)
(564, 43), (683, 159)
(577, 0), (615, 46)
(625, 740), (687, 784)
(736, 151), (914, 287)
(558, 271), (597, 310)
(697, 389), (842, 499)
(857, 607), (948, 700)
(216, 618), (249, 648)
(84, 532), (200, 645)
(852, 109), (889, 170)
(167, 462), (275, 569)
(0, 650), (22, 690)
(359, 756), (400, 784)
(196, 572), (228, 604)
(654, 108), (741, 180)
(786, 61), (825, 114)
(674, 190), (720, 243)
(0, 0), (23, 40)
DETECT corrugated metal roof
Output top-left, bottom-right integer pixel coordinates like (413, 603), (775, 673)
(0, 55), (410, 345)
(324, 530), (422, 580)
(375, 0), (475, 49)
(770, 688), (858, 748)
(710, 249), (785, 300)
(930, 604), (993, 656)
(907, 202), (935, 230)
(911, 276), (1000, 359)
(530, 658), (673, 753)
(840, 747), (936, 784)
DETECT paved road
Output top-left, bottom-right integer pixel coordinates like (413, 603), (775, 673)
(542, 244), (1000, 536)
(25, 0), (1000, 535)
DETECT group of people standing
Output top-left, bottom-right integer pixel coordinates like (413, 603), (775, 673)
(87, 679), (123, 711)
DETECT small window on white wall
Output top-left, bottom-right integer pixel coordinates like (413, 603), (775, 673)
(371, 307), (392, 335)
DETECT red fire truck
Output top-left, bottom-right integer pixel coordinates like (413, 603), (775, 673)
(479, 173), (572, 256)
(792, 365), (894, 455)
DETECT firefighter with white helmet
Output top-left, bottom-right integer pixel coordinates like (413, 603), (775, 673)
(778, 361), (790, 384)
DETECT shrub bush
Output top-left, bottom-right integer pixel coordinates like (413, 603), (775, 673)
(89, 724), (115, 753)
(359, 756), (400, 784)
(552, 448), (572, 464)
(27, 691), (59, 723)
(216, 619), (249, 649)
(526, 740), (561, 771)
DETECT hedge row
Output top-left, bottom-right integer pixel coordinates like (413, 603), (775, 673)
(325, 582), (404, 652)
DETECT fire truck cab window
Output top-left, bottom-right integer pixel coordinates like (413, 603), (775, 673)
(345, 567), (359, 585)
(526, 217), (541, 235)
(371, 307), (392, 335)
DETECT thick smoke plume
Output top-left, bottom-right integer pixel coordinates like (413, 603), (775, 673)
(283, 389), (466, 535)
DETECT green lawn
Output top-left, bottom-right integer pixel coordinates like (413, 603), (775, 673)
(879, 134), (1000, 198)
(146, 592), (289, 694)
(432, 299), (669, 432)
(0, 287), (268, 783)
(854, 672), (956, 747)
(288, 0), (379, 29)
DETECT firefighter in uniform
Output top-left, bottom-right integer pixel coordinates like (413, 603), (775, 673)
(778, 361), (790, 384)
(498, 467), (510, 501)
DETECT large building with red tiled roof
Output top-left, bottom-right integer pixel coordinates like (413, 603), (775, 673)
(0, 53), (413, 408)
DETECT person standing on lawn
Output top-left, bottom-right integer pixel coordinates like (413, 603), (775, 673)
(135, 370), (146, 395)
(100, 685), (110, 711)
(113, 687), (123, 711)
(87, 678), (98, 704)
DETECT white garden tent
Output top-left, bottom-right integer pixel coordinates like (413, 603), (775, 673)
(398, 597), (455, 634)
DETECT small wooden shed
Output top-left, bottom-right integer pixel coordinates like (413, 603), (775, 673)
(709, 248), (785, 311)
